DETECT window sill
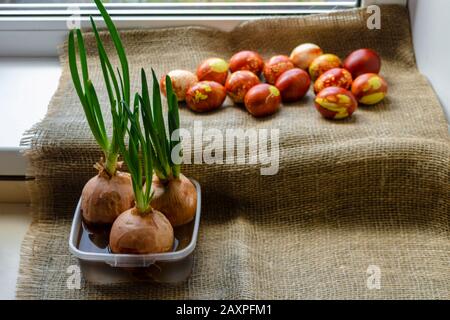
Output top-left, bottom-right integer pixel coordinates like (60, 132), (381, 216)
(0, 57), (60, 202)
(0, 203), (31, 300)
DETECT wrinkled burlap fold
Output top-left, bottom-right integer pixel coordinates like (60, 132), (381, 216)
(17, 5), (450, 299)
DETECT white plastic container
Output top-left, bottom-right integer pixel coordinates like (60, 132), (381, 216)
(69, 179), (201, 284)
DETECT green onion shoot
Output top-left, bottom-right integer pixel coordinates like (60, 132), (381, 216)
(139, 69), (197, 227)
(69, 0), (134, 226)
(109, 77), (175, 254)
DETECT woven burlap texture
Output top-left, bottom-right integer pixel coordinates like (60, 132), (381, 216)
(17, 5), (450, 299)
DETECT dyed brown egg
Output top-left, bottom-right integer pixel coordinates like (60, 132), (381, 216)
(225, 70), (260, 103)
(229, 50), (265, 76)
(290, 43), (323, 70)
(344, 48), (381, 78)
(263, 55), (295, 84)
(185, 81), (226, 112)
(314, 68), (352, 94)
(160, 70), (198, 102)
(351, 73), (388, 105)
(275, 68), (311, 102)
(196, 58), (229, 85)
(244, 84), (281, 117)
(314, 87), (358, 120)
(309, 54), (342, 81)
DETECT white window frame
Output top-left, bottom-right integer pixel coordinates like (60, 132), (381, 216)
(0, 0), (409, 56)
(0, 1), (363, 56)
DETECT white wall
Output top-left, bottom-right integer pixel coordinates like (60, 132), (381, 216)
(409, 0), (450, 122)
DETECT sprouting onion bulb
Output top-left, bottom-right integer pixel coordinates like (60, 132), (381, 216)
(109, 72), (175, 254)
(136, 69), (197, 227)
(68, 0), (133, 225)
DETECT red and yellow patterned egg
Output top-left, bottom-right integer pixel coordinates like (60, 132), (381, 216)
(315, 86), (358, 120)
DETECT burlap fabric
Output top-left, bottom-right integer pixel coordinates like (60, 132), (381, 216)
(17, 5), (450, 299)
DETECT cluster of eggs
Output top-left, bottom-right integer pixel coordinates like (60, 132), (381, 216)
(160, 45), (388, 119)
(309, 47), (388, 119)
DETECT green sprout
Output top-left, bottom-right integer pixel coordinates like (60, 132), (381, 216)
(112, 69), (180, 213)
(68, 0), (130, 176)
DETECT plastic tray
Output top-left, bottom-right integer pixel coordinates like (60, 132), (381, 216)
(69, 179), (201, 284)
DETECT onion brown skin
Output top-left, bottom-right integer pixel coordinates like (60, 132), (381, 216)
(290, 43), (323, 70)
(343, 49), (381, 78)
(109, 207), (174, 254)
(314, 86), (358, 120)
(351, 73), (388, 105)
(196, 58), (229, 85)
(263, 55), (295, 84)
(81, 170), (134, 225)
(244, 83), (281, 117)
(225, 70), (260, 104)
(314, 68), (353, 94)
(309, 54), (342, 81)
(185, 81), (226, 112)
(160, 70), (198, 102)
(150, 174), (197, 227)
(229, 50), (264, 76)
(275, 68), (311, 103)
